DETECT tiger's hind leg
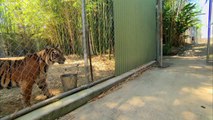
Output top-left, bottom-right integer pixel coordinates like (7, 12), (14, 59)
(20, 80), (34, 107)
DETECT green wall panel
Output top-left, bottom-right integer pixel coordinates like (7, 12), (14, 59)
(114, 0), (157, 75)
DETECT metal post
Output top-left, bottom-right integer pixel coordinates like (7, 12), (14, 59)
(156, 0), (160, 64)
(207, 0), (212, 62)
(81, 0), (90, 83)
(159, 0), (163, 67)
(158, 0), (169, 68)
(87, 30), (94, 82)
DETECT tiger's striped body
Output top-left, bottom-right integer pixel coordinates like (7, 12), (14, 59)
(0, 46), (65, 106)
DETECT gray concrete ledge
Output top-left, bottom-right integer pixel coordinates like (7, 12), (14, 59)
(15, 61), (156, 120)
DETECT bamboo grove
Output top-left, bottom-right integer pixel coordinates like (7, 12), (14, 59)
(0, 0), (114, 56)
(162, 0), (200, 55)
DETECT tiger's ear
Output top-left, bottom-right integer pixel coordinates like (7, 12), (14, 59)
(45, 46), (51, 50)
(56, 45), (60, 49)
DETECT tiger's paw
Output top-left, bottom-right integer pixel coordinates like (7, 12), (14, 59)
(46, 93), (54, 98)
(22, 102), (32, 108)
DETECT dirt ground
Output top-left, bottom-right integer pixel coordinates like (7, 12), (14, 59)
(0, 55), (115, 117)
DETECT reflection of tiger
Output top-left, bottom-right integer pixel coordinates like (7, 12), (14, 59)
(0, 46), (66, 106)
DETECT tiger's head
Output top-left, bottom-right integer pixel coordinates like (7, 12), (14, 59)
(42, 46), (66, 65)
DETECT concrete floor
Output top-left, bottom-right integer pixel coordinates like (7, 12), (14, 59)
(59, 44), (213, 120)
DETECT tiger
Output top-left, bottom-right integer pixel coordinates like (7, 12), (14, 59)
(0, 46), (66, 107)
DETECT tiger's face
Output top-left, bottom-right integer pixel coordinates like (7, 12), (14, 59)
(45, 46), (66, 65)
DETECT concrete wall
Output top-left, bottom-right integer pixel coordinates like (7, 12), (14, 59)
(114, 0), (157, 75)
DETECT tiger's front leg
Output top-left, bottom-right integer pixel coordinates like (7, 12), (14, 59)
(36, 63), (53, 98)
(37, 80), (53, 98)
(36, 74), (53, 98)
